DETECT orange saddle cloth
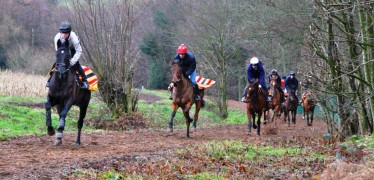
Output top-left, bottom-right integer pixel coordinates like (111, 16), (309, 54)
(196, 76), (216, 89)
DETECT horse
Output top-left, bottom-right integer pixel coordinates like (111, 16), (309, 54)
(245, 79), (266, 135)
(45, 39), (91, 146)
(302, 90), (317, 126)
(282, 88), (298, 127)
(265, 75), (283, 124)
(167, 60), (204, 138)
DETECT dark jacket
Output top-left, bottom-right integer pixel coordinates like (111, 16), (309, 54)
(173, 52), (196, 76)
(285, 76), (299, 92)
(247, 61), (266, 88)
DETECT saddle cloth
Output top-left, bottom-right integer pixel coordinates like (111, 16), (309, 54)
(196, 76), (216, 89)
(80, 66), (98, 91)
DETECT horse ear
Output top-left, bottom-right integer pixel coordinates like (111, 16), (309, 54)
(57, 39), (69, 49)
(57, 39), (62, 48)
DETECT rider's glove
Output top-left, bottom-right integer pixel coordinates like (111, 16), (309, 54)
(258, 85), (262, 88)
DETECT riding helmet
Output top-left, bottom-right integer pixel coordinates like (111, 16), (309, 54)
(177, 44), (188, 54)
(290, 71), (296, 75)
(250, 57), (259, 64)
(59, 21), (72, 33)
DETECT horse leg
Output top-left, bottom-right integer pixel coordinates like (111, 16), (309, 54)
(45, 97), (55, 136)
(303, 106), (306, 120)
(306, 109), (310, 126)
(76, 103), (88, 146)
(193, 102), (201, 132)
(55, 102), (73, 146)
(183, 110), (192, 138)
(292, 111), (296, 124)
(257, 113), (262, 136)
(246, 109), (252, 134)
(252, 112), (257, 129)
(167, 110), (177, 133)
(263, 110), (267, 125)
(287, 111), (291, 127)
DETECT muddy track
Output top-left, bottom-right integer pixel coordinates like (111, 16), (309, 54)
(0, 94), (327, 179)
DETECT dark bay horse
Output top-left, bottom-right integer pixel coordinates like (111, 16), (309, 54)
(167, 60), (204, 138)
(282, 89), (298, 127)
(45, 39), (91, 145)
(245, 79), (266, 135)
(266, 75), (283, 124)
(302, 90), (317, 126)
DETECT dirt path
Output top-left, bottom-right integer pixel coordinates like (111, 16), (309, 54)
(0, 96), (328, 179)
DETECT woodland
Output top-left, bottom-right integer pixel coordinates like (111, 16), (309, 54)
(0, 0), (373, 141)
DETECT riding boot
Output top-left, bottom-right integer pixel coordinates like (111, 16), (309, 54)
(75, 63), (89, 89)
(241, 85), (249, 102)
(46, 63), (56, 87)
(193, 85), (201, 101)
(278, 87), (285, 103)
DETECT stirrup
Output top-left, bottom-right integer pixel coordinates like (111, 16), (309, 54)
(46, 81), (50, 88)
(81, 82), (89, 89)
(241, 97), (246, 102)
(195, 95), (201, 101)
(169, 94), (173, 100)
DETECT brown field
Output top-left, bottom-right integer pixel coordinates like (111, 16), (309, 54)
(0, 70), (48, 97)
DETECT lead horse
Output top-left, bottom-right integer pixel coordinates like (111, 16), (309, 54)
(45, 39), (91, 145)
(167, 60), (204, 138)
(245, 79), (266, 135)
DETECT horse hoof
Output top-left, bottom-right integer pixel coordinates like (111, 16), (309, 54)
(167, 128), (173, 132)
(263, 121), (267, 125)
(47, 127), (55, 136)
(54, 139), (62, 146)
(253, 125), (257, 129)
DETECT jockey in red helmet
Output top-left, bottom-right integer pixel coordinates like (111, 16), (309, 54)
(169, 44), (201, 101)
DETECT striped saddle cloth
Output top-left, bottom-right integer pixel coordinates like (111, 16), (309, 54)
(196, 76), (216, 89)
(80, 66), (98, 91)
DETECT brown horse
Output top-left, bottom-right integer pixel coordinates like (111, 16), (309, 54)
(266, 75), (283, 124)
(282, 88), (298, 127)
(167, 61), (204, 138)
(302, 90), (317, 126)
(245, 79), (266, 135)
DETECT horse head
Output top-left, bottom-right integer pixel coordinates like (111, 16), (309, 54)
(288, 88), (297, 101)
(247, 79), (259, 99)
(55, 39), (71, 79)
(171, 59), (183, 86)
(269, 75), (278, 96)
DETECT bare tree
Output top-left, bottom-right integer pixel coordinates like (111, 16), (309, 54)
(69, 0), (141, 117)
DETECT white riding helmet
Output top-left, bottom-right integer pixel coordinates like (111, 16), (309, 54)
(250, 57), (259, 64)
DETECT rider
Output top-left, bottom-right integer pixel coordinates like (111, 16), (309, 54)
(46, 21), (89, 89)
(285, 71), (299, 98)
(168, 44), (201, 101)
(240, 56), (270, 103)
(267, 69), (285, 103)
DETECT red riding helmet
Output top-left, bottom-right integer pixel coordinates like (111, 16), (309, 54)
(177, 44), (188, 54)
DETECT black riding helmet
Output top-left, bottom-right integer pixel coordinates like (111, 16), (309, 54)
(59, 21), (72, 33)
